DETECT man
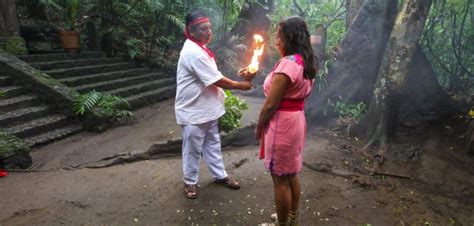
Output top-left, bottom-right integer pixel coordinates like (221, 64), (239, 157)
(175, 10), (254, 199)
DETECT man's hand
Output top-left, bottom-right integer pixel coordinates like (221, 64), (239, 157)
(240, 81), (252, 90)
(238, 68), (257, 81)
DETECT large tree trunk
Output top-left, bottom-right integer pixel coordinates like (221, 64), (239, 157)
(221, 0), (274, 69)
(0, 0), (20, 36)
(398, 45), (464, 127)
(346, 0), (364, 28)
(359, 0), (432, 148)
(306, 0), (397, 123)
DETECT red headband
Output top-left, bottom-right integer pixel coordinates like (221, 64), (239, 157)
(184, 17), (215, 60)
(187, 17), (210, 27)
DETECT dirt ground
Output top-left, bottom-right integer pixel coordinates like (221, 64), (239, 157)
(0, 96), (473, 225)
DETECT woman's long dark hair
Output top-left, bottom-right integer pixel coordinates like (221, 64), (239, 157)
(277, 16), (319, 79)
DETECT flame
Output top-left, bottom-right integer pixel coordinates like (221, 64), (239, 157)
(247, 34), (264, 74)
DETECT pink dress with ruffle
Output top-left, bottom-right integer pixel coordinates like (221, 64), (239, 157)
(262, 54), (313, 176)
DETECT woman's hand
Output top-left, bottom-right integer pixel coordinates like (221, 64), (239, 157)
(238, 68), (257, 81)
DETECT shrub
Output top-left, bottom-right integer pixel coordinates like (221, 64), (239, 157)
(73, 90), (133, 118)
(219, 90), (248, 133)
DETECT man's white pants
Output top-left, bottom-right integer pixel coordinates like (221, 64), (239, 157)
(181, 119), (228, 185)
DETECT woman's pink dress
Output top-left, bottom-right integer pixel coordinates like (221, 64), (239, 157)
(262, 54), (313, 176)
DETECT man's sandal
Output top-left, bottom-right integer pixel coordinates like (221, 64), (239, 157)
(184, 183), (198, 199)
(214, 177), (241, 189)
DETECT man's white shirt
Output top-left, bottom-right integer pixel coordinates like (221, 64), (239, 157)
(175, 39), (225, 125)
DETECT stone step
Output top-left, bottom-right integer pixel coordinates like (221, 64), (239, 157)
(74, 73), (161, 93)
(24, 124), (83, 146)
(0, 76), (12, 86)
(5, 114), (69, 138)
(107, 78), (175, 98)
(126, 85), (176, 109)
(18, 51), (105, 63)
(30, 57), (123, 71)
(59, 68), (150, 87)
(0, 105), (50, 127)
(0, 95), (40, 113)
(44, 62), (137, 79)
(0, 86), (24, 98)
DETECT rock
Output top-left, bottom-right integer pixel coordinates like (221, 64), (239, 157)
(0, 129), (31, 169)
(19, 20), (62, 52)
(4, 36), (28, 55)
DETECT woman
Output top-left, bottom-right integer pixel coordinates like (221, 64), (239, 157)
(256, 16), (318, 225)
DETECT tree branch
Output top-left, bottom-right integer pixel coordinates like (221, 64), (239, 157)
(106, 0), (143, 35)
(324, 1), (346, 28)
(451, 4), (473, 77)
(292, 0), (306, 17)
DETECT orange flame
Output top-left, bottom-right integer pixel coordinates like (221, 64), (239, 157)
(247, 34), (264, 74)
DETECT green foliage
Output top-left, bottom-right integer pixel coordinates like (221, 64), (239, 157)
(421, 0), (474, 95)
(268, 0), (346, 90)
(73, 90), (133, 118)
(126, 38), (144, 59)
(327, 98), (367, 119)
(219, 90), (248, 133)
(269, 0), (346, 48)
(43, 0), (80, 30)
(0, 129), (30, 160)
(315, 53), (336, 92)
(5, 36), (28, 55)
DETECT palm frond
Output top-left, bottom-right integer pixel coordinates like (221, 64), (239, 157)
(165, 14), (185, 30)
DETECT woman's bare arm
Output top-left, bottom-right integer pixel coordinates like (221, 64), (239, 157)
(256, 73), (290, 139)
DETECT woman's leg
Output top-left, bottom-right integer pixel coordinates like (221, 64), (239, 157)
(288, 175), (301, 212)
(288, 175), (301, 225)
(272, 174), (291, 224)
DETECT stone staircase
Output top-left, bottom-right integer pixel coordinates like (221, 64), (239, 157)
(20, 51), (176, 109)
(0, 75), (82, 146)
(0, 51), (176, 147)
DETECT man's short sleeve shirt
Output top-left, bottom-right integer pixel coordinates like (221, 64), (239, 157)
(174, 40), (225, 125)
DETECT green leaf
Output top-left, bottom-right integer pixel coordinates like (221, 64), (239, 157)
(219, 90), (248, 133)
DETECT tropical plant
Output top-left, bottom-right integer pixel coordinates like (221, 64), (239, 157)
(73, 90), (133, 118)
(269, 0), (346, 47)
(268, 0), (346, 92)
(38, 0), (80, 30)
(126, 38), (145, 59)
(421, 0), (473, 95)
(326, 97), (367, 120)
(219, 90), (248, 133)
(332, 100), (367, 120)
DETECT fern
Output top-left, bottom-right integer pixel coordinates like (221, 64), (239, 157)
(166, 14), (185, 30)
(73, 90), (132, 118)
(74, 90), (101, 116)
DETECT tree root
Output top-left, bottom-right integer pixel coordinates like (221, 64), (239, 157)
(69, 124), (258, 169)
(303, 160), (409, 189)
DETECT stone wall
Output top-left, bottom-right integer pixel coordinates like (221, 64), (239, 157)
(0, 50), (116, 131)
(0, 129), (31, 169)
(0, 49), (78, 114)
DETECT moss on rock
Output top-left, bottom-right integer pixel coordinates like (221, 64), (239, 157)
(0, 129), (29, 159)
(5, 36), (28, 55)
